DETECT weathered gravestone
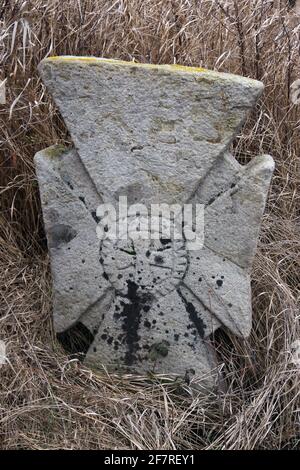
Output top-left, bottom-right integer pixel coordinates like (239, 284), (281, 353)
(35, 57), (274, 390)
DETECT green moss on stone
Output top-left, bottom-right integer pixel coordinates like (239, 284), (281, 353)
(44, 144), (68, 159)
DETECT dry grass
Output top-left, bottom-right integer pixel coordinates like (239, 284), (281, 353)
(0, 0), (300, 450)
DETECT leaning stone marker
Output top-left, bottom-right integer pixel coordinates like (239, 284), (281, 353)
(35, 57), (274, 390)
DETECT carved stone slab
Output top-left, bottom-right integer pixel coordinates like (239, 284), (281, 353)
(35, 57), (274, 389)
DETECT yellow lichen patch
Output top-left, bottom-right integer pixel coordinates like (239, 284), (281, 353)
(44, 56), (208, 74)
(169, 63), (207, 73)
(44, 144), (68, 159)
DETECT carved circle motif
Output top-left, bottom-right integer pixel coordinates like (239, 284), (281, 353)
(99, 215), (188, 297)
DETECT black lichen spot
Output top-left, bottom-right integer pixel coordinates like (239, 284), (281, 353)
(160, 238), (171, 245)
(120, 280), (153, 365)
(117, 274), (123, 279)
(174, 333), (180, 341)
(103, 272), (109, 281)
(228, 303), (233, 308)
(146, 250), (151, 258)
(131, 145), (144, 152)
(78, 196), (88, 208)
(120, 248), (136, 255)
(143, 305), (150, 312)
(66, 181), (74, 190)
(101, 334), (107, 340)
(144, 320), (151, 328)
(154, 255), (164, 265)
(91, 210), (100, 223)
(177, 289), (206, 338)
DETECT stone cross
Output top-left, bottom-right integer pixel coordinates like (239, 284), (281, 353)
(35, 57), (274, 390)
